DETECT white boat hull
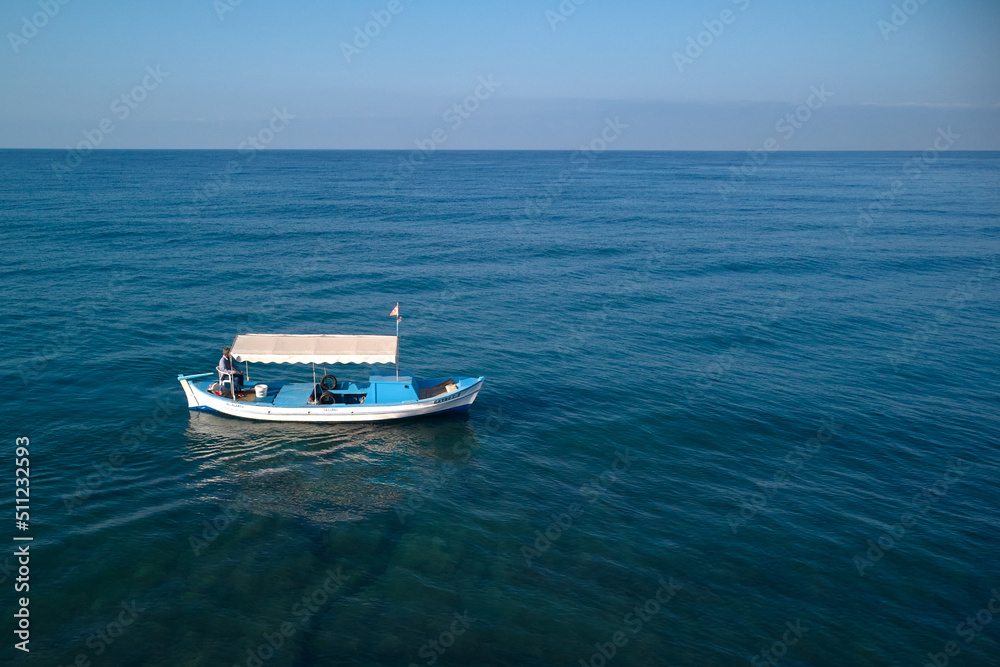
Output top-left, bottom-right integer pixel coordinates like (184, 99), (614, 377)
(178, 375), (484, 423)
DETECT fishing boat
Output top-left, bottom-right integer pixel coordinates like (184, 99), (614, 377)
(177, 333), (484, 423)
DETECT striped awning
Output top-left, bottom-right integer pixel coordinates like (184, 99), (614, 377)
(230, 334), (397, 365)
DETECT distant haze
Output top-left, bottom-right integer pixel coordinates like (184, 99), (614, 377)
(2, 0), (998, 150)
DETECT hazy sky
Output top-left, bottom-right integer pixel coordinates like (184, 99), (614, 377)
(2, 0), (999, 149)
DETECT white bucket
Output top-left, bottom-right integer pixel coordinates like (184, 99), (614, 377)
(254, 384), (268, 398)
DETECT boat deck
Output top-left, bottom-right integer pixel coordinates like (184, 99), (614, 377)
(197, 380), (284, 405)
(271, 383), (314, 408)
(223, 382), (368, 407)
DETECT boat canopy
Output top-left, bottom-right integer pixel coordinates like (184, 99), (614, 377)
(230, 334), (398, 365)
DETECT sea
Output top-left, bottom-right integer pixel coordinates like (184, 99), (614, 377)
(1, 150), (998, 666)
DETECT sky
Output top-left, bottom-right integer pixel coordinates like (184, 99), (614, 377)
(2, 0), (999, 150)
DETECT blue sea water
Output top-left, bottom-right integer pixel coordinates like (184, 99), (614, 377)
(1, 149), (998, 666)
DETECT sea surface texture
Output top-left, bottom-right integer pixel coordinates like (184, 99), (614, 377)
(1, 150), (998, 666)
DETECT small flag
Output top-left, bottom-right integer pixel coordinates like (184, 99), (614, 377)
(389, 303), (399, 317)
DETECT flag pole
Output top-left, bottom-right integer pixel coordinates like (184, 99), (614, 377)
(391, 302), (400, 380)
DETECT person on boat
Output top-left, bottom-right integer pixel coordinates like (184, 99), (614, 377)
(218, 347), (244, 395)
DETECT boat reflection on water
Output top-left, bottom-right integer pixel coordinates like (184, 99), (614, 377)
(182, 410), (481, 524)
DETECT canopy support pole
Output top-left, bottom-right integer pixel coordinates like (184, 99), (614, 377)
(245, 361), (249, 383)
(395, 316), (400, 380)
(311, 363), (317, 404)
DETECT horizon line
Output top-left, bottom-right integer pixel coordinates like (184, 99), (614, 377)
(3, 148), (999, 153)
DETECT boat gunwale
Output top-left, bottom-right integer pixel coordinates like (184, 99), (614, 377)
(183, 375), (484, 412)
